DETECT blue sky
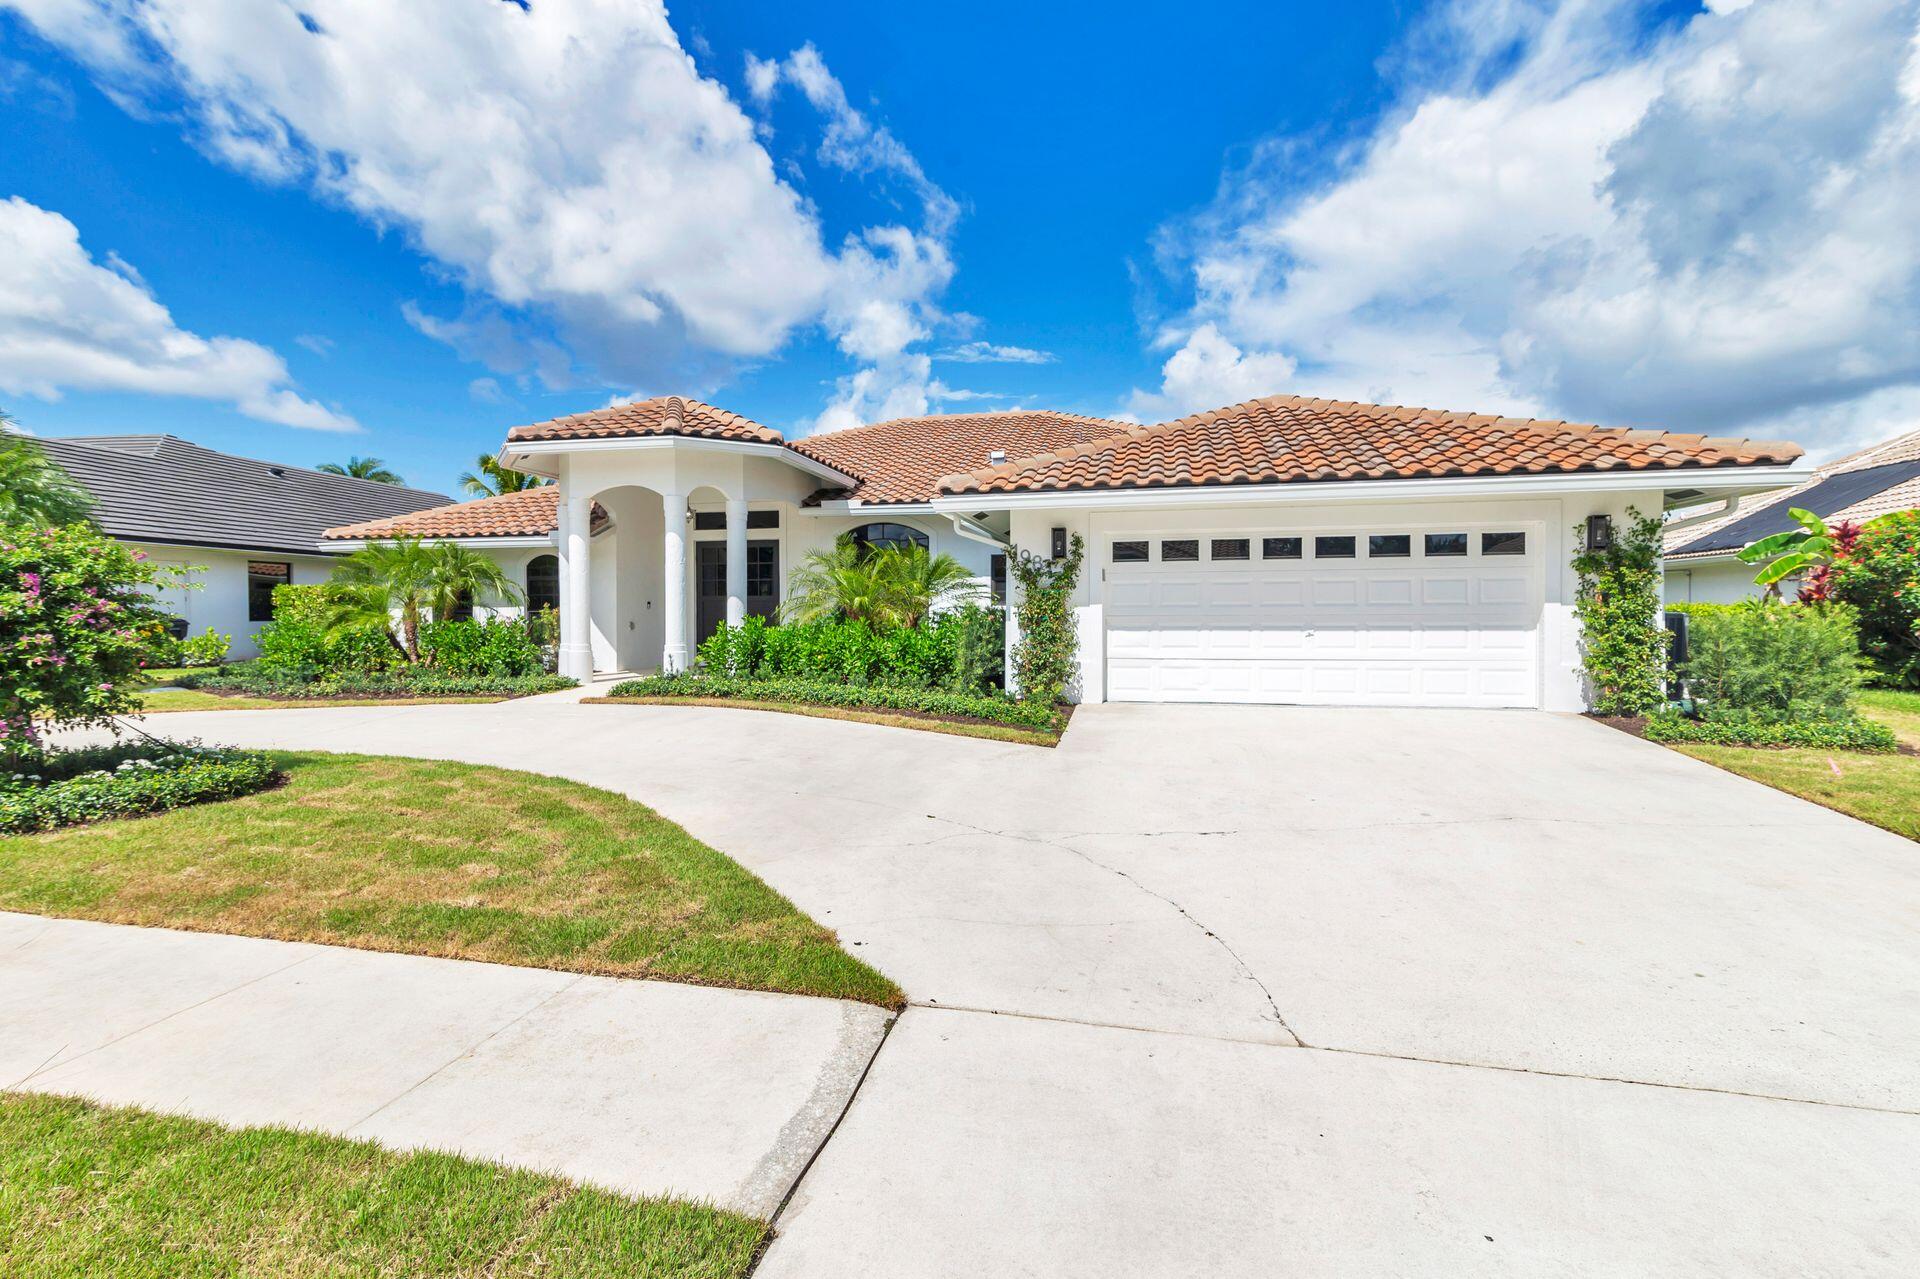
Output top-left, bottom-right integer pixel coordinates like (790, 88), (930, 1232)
(3, 0), (1917, 496)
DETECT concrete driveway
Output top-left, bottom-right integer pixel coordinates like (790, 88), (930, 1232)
(79, 697), (1920, 1273)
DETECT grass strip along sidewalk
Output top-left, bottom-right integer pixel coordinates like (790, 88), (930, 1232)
(0, 751), (900, 1007)
(0, 1094), (765, 1279)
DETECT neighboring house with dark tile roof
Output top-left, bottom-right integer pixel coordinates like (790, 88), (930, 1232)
(326, 392), (1809, 711)
(43, 434), (453, 659)
(1663, 426), (1920, 605)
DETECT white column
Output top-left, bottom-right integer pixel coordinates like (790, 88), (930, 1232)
(661, 491), (689, 672)
(724, 496), (748, 629)
(558, 492), (593, 681)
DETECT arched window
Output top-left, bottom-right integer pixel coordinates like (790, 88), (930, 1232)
(847, 522), (929, 556)
(526, 553), (560, 615)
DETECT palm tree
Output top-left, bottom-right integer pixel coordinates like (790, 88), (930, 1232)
(782, 540), (981, 628)
(424, 542), (520, 622)
(781, 541), (889, 626)
(327, 537), (438, 661)
(0, 428), (92, 527)
(458, 453), (550, 498)
(318, 456), (405, 484)
(327, 537), (522, 662)
(869, 544), (984, 628)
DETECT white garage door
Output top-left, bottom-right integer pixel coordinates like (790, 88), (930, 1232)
(1105, 528), (1542, 708)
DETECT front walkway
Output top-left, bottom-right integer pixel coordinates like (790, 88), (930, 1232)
(43, 699), (1920, 1272)
(0, 912), (889, 1217)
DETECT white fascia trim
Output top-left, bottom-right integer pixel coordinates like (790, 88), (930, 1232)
(928, 465), (1815, 514)
(320, 534), (557, 552)
(499, 435), (858, 488)
(944, 511), (1010, 549)
(801, 500), (937, 515)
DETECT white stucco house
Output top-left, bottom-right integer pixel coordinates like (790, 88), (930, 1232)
(323, 394), (1808, 712)
(1664, 426), (1920, 604)
(41, 434), (455, 659)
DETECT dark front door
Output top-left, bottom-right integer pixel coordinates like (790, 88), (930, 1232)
(696, 540), (779, 642)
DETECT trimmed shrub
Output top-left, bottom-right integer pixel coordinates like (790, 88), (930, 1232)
(418, 617), (545, 677)
(694, 608), (1001, 693)
(1010, 535), (1084, 706)
(173, 667), (574, 699)
(1643, 709), (1898, 752)
(1, 739), (280, 833)
(606, 673), (1064, 732)
(254, 582), (402, 677)
(1573, 509), (1667, 715)
(176, 628), (231, 667)
(1830, 511), (1920, 688)
(1681, 604), (1864, 721)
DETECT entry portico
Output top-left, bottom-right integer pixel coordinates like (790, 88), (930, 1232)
(500, 400), (864, 680)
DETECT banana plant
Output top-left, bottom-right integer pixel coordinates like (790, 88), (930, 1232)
(1736, 507), (1835, 589)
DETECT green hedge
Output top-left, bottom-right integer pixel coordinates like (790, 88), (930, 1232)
(173, 667), (575, 699)
(1643, 709), (1898, 752)
(417, 617), (545, 677)
(606, 673), (1062, 731)
(1680, 603), (1864, 720)
(2, 740), (280, 833)
(254, 583), (404, 676)
(695, 610), (1003, 692)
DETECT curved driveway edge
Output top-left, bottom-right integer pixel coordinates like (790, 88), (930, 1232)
(0, 911), (891, 1218)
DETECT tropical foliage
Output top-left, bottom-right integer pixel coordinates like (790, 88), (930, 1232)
(2, 522), (178, 757)
(316, 455), (404, 484)
(458, 453), (550, 498)
(696, 607), (1002, 691)
(325, 536), (520, 662)
(1572, 508), (1668, 715)
(1829, 511), (1920, 688)
(1736, 507), (1849, 596)
(0, 432), (92, 527)
(255, 583), (404, 675)
(782, 540), (981, 628)
(1009, 533), (1084, 705)
(1642, 708), (1897, 752)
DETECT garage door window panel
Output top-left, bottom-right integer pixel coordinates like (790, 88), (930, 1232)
(1314, 535), (1356, 559)
(1425, 532), (1468, 557)
(1210, 538), (1250, 561)
(1482, 531), (1528, 556)
(1368, 534), (1412, 558)
(1262, 537), (1302, 560)
(1160, 539), (1200, 562)
(1112, 540), (1150, 563)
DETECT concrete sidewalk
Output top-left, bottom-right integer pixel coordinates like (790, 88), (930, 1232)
(0, 911), (891, 1217)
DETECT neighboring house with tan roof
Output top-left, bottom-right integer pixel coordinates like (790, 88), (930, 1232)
(323, 393), (1807, 711)
(40, 434), (453, 659)
(1664, 426), (1920, 605)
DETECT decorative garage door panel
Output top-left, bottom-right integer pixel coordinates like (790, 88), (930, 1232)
(1105, 549), (1541, 709)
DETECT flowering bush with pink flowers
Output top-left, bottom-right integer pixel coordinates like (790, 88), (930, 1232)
(2, 522), (179, 757)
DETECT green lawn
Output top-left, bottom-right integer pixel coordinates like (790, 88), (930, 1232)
(0, 751), (900, 1007)
(136, 688), (504, 712)
(1672, 689), (1920, 842)
(0, 1094), (763, 1278)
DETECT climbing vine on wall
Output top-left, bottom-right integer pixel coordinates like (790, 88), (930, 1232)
(1009, 533), (1084, 705)
(1572, 507), (1669, 716)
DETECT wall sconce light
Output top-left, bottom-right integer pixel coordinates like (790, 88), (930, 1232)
(1586, 514), (1614, 551)
(1051, 526), (1068, 560)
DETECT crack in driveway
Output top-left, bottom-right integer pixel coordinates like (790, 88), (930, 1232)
(922, 813), (1303, 1047)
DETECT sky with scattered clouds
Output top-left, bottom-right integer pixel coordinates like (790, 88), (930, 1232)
(1, 0), (1915, 492)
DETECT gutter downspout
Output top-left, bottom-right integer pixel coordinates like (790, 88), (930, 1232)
(944, 511), (1009, 550)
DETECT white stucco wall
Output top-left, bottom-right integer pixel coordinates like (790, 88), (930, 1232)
(1663, 555), (1798, 605)
(131, 543), (341, 661)
(1003, 488), (1671, 712)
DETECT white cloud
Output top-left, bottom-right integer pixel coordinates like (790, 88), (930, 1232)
(467, 376), (507, 404)
(294, 333), (333, 356)
(1135, 0), (1920, 455)
(1124, 324), (1299, 420)
(0, 196), (358, 431)
(8, 0), (961, 421)
(937, 340), (1056, 365)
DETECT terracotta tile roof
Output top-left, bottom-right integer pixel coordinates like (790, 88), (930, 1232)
(322, 486), (600, 541)
(791, 409), (1133, 505)
(1666, 424), (1920, 559)
(938, 395), (1802, 496)
(506, 395), (785, 446)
